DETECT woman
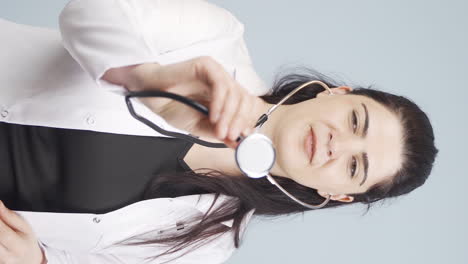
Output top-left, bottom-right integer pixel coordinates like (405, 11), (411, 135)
(0, 0), (438, 263)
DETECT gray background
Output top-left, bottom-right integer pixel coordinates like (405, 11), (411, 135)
(1, 0), (466, 263)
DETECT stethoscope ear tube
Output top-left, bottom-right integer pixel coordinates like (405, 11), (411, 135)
(266, 175), (331, 209)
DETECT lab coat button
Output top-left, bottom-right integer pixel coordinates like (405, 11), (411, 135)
(86, 116), (95, 125)
(93, 217), (101, 223)
(1, 110), (9, 118)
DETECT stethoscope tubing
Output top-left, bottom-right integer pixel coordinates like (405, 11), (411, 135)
(126, 90), (239, 148)
(125, 80), (332, 209)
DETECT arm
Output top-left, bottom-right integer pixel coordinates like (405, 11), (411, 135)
(39, 236), (235, 264)
(0, 202), (147, 264)
(39, 242), (145, 264)
(59, 0), (240, 87)
(101, 62), (161, 92)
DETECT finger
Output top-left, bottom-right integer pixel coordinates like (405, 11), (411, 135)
(0, 244), (10, 263)
(216, 87), (240, 140)
(243, 95), (259, 133)
(242, 96), (259, 136)
(227, 92), (251, 141)
(193, 57), (227, 123)
(223, 133), (243, 149)
(248, 97), (263, 132)
(209, 82), (228, 124)
(0, 201), (31, 235)
(236, 95), (259, 138)
(0, 217), (21, 252)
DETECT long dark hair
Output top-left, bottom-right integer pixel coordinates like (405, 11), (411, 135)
(118, 68), (438, 262)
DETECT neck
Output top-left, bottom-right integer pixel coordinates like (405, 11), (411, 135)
(183, 99), (290, 177)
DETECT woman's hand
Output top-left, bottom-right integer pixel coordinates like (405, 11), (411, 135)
(0, 201), (45, 264)
(110, 57), (263, 149)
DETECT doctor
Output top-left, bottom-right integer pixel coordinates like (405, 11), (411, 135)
(0, 0), (268, 264)
(0, 0), (438, 263)
(1, 0), (266, 263)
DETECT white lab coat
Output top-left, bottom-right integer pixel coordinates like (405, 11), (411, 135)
(0, 0), (270, 262)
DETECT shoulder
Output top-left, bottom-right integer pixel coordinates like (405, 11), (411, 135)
(61, 0), (244, 37)
(107, 0), (246, 54)
(152, 0), (245, 43)
(159, 0), (242, 27)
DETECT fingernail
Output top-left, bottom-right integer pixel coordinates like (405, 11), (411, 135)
(229, 129), (238, 141)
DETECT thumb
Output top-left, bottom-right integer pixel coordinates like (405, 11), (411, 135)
(222, 126), (255, 149)
(0, 201), (33, 235)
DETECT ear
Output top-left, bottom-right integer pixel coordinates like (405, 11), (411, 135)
(317, 190), (354, 203)
(316, 86), (353, 98)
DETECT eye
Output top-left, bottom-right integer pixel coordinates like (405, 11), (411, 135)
(350, 157), (357, 178)
(352, 110), (358, 133)
(349, 110), (359, 179)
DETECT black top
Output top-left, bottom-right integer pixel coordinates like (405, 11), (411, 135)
(0, 121), (198, 214)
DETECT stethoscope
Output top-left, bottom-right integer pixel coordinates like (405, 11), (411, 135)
(125, 80), (332, 209)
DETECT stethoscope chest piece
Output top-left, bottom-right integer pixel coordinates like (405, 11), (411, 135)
(235, 132), (276, 179)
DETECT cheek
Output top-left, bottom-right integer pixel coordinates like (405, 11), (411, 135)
(313, 166), (352, 193)
(321, 111), (347, 130)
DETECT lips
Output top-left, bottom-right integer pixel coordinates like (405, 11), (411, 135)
(305, 126), (316, 164)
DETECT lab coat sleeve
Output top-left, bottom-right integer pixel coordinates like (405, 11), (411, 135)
(38, 234), (236, 264)
(58, 0), (240, 87)
(38, 241), (147, 264)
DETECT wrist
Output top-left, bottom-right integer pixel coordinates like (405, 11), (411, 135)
(126, 63), (161, 92)
(102, 63), (161, 92)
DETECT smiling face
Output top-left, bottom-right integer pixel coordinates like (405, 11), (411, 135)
(268, 87), (404, 202)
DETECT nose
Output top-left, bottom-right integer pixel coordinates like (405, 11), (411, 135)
(327, 131), (364, 160)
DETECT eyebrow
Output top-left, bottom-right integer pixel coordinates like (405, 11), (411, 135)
(359, 103), (369, 186)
